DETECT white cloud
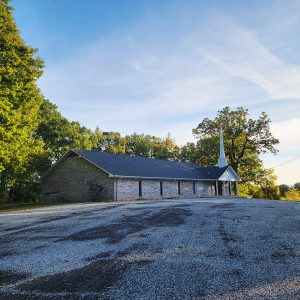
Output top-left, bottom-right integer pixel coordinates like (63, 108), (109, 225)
(201, 27), (300, 100)
(271, 118), (300, 150)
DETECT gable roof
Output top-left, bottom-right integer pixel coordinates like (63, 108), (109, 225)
(59, 149), (240, 181)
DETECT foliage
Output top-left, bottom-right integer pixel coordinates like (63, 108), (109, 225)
(293, 182), (300, 191)
(284, 189), (300, 201)
(0, 0), (44, 200)
(192, 107), (279, 171)
(279, 184), (290, 198)
(180, 142), (198, 162)
(250, 168), (280, 200)
(152, 133), (180, 160)
(95, 131), (127, 154)
(125, 133), (159, 157)
(188, 107), (280, 199)
(238, 168), (280, 200)
(38, 100), (101, 161)
(35, 99), (102, 177)
(95, 132), (180, 161)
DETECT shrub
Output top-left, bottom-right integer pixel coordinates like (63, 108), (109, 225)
(284, 189), (300, 201)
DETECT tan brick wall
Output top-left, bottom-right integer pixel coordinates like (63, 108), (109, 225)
(42, 156), (114, 202)
(141, 180), (161, 199)
(180, 181), (194, 197)
(115, 179), (216, 200)
(196, 181), (215, 197)
(116, 179), (139, 201)
(161, 181), (178, 198)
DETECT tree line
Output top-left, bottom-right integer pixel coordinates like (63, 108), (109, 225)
(1, 0), (297, 203)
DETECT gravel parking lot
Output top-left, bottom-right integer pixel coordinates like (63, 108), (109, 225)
(0, 197), (299, 299)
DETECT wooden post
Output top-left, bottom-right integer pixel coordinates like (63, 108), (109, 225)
(229, 182), (232, 196)
(215, 180), (218, 196)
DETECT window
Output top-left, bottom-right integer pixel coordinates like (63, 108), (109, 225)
(139, 181), (142, 197)
(160, 181), (163, 196)
(178, 181), (181, 195)
(193, 182), (196, 194)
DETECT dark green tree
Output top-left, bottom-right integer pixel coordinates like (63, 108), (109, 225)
(180, 142), (199, 163)
(0, 0), (44, 201)
(279, 184), (290, 198)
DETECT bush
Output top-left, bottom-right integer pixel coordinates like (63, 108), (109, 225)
(284, 189), (300, 201)
(9, 183), (42, 203)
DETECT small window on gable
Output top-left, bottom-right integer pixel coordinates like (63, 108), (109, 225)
(139, 181), (142, 197)
(160, 181), (163, 196)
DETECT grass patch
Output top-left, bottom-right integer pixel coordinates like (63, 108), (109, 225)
(0, 202), (67, 213)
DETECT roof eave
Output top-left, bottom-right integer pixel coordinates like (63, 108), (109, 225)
(111, 175), (219, 181)
(218, 165), (242, 182)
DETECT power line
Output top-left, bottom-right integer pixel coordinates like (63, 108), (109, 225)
(271, 155), (300, 169)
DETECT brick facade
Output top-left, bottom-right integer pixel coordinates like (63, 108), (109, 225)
(114, 179), (216, 201)
(42, 156), (217, 202)
(42, 156), (114, 202)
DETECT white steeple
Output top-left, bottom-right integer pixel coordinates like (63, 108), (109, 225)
(218, 127), (228, 168)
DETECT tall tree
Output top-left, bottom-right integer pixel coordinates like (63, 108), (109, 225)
(0, 0), (44, 200)
(125, 133), (157, 157)
(279, 184), (289, 198)
(189, 107), (280, 199)
(152, 133), (180, 160)
(96, 132), (127, 154)
(192, 107), (279, 171)
(37, 100), (101, 167)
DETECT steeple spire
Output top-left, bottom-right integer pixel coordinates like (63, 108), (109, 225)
(218, 127), (228, 168)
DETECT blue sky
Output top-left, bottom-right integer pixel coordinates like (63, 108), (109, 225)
(12, 0), (300, 184)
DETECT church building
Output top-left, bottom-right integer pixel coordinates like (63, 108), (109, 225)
(41, 129), (241, 202)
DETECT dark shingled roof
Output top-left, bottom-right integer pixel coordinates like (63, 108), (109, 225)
(73, 149), (229, 180)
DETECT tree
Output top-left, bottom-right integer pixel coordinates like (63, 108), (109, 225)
(179, 142), (198, 162)
(192, 107), (279, 171)
(279, 184), (290, 198)
(190, 107), (280, 199)
(0, 0), (44, 200)
(125, 133), (157, 157)
(293, 182), (300, 191)
(152, 134), (180, 160)
(37, 100), (101, 169)
(96, 132), (127, 154)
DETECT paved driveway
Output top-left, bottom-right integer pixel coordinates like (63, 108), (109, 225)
(0, 198), (299, 299)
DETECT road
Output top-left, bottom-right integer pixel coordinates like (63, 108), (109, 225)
(0, 198), (299, 299)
